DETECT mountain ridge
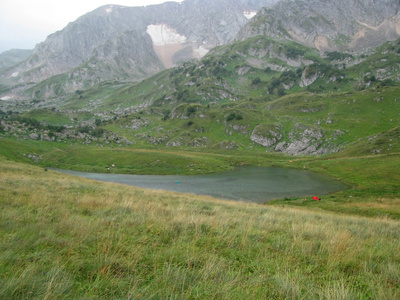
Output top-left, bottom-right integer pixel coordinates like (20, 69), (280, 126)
(0, 0), (279, 100)
(237, 0), (400, 51)
(0, 0), (399, 106)
(0, 49), (33, 71)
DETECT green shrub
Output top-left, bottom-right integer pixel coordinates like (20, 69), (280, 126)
(226, 112), (236, 121)
(252, 77), (261, 85)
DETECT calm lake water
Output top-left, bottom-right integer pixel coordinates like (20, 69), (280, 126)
(56, 167), (348, 203)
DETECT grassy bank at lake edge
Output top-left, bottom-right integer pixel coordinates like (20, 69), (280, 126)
(1, 137), (399, 219)
(268, 153), (400, 219)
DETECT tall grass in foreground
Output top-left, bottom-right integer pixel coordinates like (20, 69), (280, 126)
(1, 159), (399, 299)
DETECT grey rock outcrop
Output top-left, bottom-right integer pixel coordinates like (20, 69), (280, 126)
(29, 132), (39, 140)
(251, 124), (282, 147)
(300, 69), (319, 88)
(275, 124), (325, 155)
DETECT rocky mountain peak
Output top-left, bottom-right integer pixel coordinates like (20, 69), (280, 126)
(0, 0), (279, 99)
(237, 0), (400, 51)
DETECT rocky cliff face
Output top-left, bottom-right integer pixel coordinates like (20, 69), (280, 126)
(0, 0), (278, 99)
(237, 0), (400, 52)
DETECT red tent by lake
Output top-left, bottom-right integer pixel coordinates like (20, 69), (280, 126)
(312, 196), (320, 201)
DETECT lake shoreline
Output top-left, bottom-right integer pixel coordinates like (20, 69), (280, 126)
(53, 166), (349, 203)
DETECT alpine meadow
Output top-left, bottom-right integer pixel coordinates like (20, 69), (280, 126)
(1, 0), (400, 298)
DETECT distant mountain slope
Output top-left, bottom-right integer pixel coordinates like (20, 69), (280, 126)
(0, 49), (33, 70)
(237, 0), (400, 51)
(0, 0), (278, 99)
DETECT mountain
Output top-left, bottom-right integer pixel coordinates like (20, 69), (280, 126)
(1, 0), (399, 157)
(3, 0), (398, 101)
(0, 49), (33, 70)
(237, 0), (400, 51)
(0, 0), (278, 100)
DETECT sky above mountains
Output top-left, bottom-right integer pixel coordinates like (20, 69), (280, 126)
(0, 0), (184, 53)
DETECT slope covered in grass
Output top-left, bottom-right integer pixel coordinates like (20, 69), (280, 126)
(268, 153), (400, 219)
(1, 158), (400, 299)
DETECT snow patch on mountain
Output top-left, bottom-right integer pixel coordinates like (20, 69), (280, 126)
(146, 24), (187, 46)
(244, 11), (257, 19)
(0, 95), (12, 101)
(105, 6), (113, 14)
(194, 45), (209, 58)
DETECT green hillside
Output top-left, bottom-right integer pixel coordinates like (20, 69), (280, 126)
(2, 37), (398, 154)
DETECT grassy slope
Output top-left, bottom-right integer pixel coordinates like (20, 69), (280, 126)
(1, 158), (400, 299)
(49, 86), (399, 153)
(269, 153), (400, 219)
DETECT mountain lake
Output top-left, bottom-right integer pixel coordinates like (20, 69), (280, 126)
(55, 166), (348, 203)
